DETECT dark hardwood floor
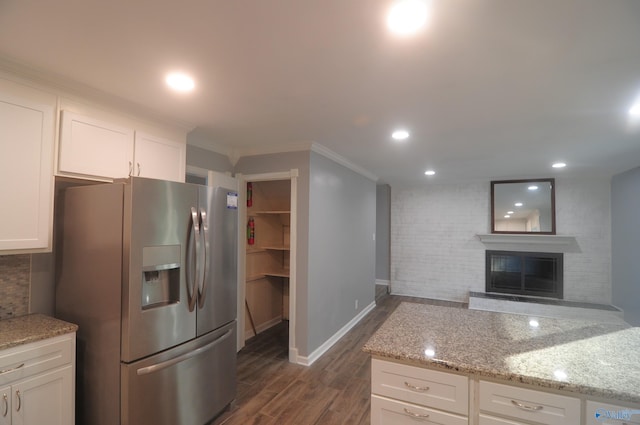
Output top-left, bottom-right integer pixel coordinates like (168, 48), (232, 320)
(211, 289), (465, 425)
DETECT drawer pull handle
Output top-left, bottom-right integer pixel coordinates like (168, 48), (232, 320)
(2, 394), (7, 417)
(15, 390), (21, 412)
(511, 399), (543, 411)
(403, 408), (430, 420)
(404, 381), (430, 392)
(0, 363), (24, 375)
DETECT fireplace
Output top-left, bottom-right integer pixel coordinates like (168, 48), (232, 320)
(486, 250), (563, 299)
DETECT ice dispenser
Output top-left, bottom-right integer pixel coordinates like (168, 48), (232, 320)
(141, 245), (181, 309)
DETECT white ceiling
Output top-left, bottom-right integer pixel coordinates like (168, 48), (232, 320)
(1, 0), (639, 185)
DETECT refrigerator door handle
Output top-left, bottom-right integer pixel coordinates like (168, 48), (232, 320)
(187, 207), (200, 312)
(197, 208), (209, 308)
(135, 329), (233, 376)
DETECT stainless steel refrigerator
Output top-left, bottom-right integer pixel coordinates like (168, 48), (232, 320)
(55, 177), (238, 425)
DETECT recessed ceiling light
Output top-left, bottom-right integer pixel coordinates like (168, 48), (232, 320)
(552, 162), (567, 169)
(629, 101), (640, 117)
(507, 211), (514, 214)
(514, 202), (523, 207)
(387, 0), (430, 36)
(504, 215), (510, 218)
(529, 319), (539, 328)
(528, 185), (538, 191)
(424, 170), (435, 176)
(391, 129), (410, 140)
(165, 72), (195, 92)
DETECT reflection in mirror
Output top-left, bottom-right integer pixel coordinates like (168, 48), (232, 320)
(491, 179), (555, 234)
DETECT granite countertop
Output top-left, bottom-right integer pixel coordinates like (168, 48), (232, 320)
(363, 302), (640, 404)
(0, 314), (78, 351)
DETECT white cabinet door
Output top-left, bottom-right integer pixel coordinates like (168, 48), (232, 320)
(133, 132), (185, 182)
(12, 366), (73, 425)
(0, 386), (10, 425)
(0, 83), (55, 252)
(59, 111), (134, 179)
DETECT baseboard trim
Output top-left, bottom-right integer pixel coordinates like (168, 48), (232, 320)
(295, 301), (376, 366)
(244, 316), (283, 341)
(375, 279), (390, 286)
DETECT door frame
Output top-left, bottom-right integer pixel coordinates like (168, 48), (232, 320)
(236, 170), (298, 362)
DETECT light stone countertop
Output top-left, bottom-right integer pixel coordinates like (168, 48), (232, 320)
(363, 302), (640, 404)
(0, 314), (78, 350)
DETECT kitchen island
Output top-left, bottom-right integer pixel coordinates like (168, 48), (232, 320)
(363, 302), (640, 425)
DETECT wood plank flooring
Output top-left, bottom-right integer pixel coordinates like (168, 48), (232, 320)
(211, 290), (465, 425)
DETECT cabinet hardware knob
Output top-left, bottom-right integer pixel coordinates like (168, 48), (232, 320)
(0, 363), (24, 375)
(511, 399), (543, 411)
(403, 407), (430, 420)
(15, 390), (21, 412)
(404, 381), (430, 392)
(2, 394), (7, 417)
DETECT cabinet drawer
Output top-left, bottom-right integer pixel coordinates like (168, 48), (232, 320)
(585, 400), (640, 425)
(372, 394), (467, 425)
(479, 413), (528, 425)
(479, 381), (580, 425)
(372, 358), (468, 415)
(0, 335), (73, 386)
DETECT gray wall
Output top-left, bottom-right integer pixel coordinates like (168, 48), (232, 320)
(186, 145), (234, 173)
(233, 151), (312, 355)
(376, 184), (391, 282)
(611, 166), (640, 325)
(307, 151), (376, 355)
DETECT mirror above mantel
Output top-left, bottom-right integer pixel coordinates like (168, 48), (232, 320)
(491, 178), (556, 234)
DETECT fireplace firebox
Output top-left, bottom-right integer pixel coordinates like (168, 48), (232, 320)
(486, 250), (563, 299)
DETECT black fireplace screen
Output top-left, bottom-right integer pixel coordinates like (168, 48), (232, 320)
(486, 250), (563, 298)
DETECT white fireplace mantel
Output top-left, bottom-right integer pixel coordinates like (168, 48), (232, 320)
(476, 234), (579, 253)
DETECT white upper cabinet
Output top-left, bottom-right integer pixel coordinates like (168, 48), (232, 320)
(133, 132), (186, 182)
(59, 111), (134, 179)
(58, 111), (186, 182)
(0, 79), (55, 253)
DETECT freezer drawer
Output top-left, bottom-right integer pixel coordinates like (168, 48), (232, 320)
(121, 321), (237, 425)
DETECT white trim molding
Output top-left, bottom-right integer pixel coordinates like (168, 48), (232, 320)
(476, 234), (580, 253)
(294, 301), (376, 366)
(376, 279), (390, 286)
(310, 143), (378, 182)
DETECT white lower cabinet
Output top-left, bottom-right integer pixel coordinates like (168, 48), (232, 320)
(479, 413), (529, 425)
(371, 359), (469, 425)
(372, 394), (468, 425)
(0, 334), (75, 425)
(479, 381), (580, 425)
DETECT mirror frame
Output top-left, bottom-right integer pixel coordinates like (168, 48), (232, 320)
(490, 178), (556, 235)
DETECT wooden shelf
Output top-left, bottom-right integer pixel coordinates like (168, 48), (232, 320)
(250, 210), (290, 215)
(246, 247), (266, 254)
(262, 246), (290, 251)
(264, 271), (290, 278)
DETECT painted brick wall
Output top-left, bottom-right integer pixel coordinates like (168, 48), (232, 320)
(391, 178), (612, 304)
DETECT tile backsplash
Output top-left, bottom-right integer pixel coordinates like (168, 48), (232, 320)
(0, 255), (30, 319)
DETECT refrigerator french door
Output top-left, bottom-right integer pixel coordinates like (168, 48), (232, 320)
(55, 177), (238, 425)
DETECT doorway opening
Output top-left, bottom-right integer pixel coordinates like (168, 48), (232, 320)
(237, 170), (298, 363)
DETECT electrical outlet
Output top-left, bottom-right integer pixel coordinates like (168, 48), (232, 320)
(355, 299), (359, 310)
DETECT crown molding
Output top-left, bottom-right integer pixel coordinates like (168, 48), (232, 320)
(309, 143), (378, 182)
